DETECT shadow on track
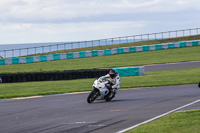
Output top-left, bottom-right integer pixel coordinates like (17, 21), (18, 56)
(87, 98), (143, 104)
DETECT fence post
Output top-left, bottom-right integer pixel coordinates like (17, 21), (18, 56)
(42, 46), (44, 53)
(112, 38), (113, 45)
(4, 50), (6, 58)
(12, 49), (14, 57)
(99, 40), (100, 46)
(71, 43), (73, 49)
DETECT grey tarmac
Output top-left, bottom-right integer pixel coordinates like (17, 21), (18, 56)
(0, 61), (200, 133)
(145, 61), (200, 71)
(0, 84), (200, 133)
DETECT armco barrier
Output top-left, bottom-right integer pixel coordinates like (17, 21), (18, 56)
(0, 40), (199, 66)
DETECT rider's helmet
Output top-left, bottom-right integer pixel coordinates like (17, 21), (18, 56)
(109, 70), (116, 79)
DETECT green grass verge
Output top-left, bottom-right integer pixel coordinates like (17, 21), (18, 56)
(125, 109), (200, 133)
(29, 35), (200, 55)
(0, 46), (200, 74)
(0, 67), (199, 99)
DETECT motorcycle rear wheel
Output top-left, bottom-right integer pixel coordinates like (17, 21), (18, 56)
(105, 92), (115, 102)
(87, 89), (99, 103)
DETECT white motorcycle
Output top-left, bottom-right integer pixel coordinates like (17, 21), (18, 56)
(87, 78), (116, 103)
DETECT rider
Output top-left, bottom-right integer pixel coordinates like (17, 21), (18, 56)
(100, 70), (121, 93)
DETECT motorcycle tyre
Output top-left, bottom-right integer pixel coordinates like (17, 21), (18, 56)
(198, 81), (200, 88)
(87, 89), (99, 103)
(105, 92), (115, 102)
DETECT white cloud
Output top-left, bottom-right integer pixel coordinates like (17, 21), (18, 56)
(0, 0), (200, 44)
(1, 0), (200, 24)
(0, 21), (146, 43)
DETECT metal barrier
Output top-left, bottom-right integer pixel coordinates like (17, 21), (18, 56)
(1, 40), (199, 66)
(0, 28), (200, 58)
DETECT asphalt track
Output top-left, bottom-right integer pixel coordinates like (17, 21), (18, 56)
(145, 61), (200, 71)
(0, 61), (200, 133)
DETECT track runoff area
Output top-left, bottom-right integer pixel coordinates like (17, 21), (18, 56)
(0, 61), (200, 133)
(118, 61), (200, 132)
(117, 96), (200, 133)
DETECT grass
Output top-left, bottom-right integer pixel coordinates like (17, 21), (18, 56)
(0, 46), (200, 74)
(125, 109), (200, 133)
(29, 35), (200, 55)
(0, 67), (199, 99)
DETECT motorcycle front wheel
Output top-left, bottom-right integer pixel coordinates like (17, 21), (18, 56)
(87, 88), (99, 103)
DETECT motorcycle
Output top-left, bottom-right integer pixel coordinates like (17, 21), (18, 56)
(87, 78), (116, 103)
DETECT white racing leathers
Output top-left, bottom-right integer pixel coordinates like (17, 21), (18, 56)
(100, 74), (121, 90)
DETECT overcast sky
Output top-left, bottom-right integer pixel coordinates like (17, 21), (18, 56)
(0, 0), (200, 44)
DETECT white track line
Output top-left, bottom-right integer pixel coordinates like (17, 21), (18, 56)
(117, 98), (200, 133)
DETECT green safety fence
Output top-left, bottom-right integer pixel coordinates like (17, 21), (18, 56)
(105, 49), (111, 55)
(92, 50), (98, 56)
(67, 53), (73, 59)
(79, 52), (86, 58)
(129, 47), (136, 52)
(53, 54), (60, 60)
(143, 45), (150, 51)
(12, 58), (19, 64)
(180, 42), (186, 47)
(168, 43), (175, 49)
(26, 57), (34, 63)
(0, 59), (5, 65)
(40, 55), (47, 62)
(192, 41), (199, 46)
(155, 44), (162, 50)
(0, 40), (199, 65)
(117, 48), (124, 54)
